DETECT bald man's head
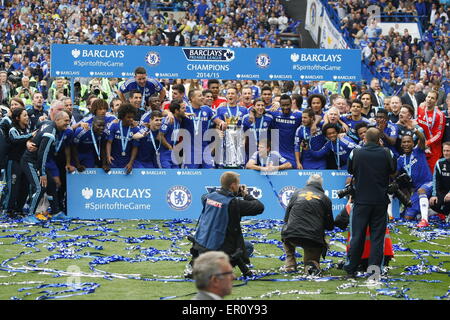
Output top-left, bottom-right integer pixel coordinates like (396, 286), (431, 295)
(365, 127), (381, 144)
(54, 110), (71, 131)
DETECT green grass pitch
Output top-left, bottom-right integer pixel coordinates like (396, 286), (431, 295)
(0, 218), (449, 300)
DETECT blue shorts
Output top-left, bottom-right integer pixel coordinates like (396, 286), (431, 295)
(183, 162), (215, 169)
(159, 150), (180, 168)
(46, 159), (60, 177)
(110, 161), (140, 169)
(404, 181), (433, 218)
(134, 160), (157, 168)
(78, 153), (96, 168)
(160, 157), (179, 168)
(182, 147), (215, 169)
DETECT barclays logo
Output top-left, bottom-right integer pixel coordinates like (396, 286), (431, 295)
(82, 187), (151, 199)
(71, 49), (81, 58)
(70, 48), (125, 59)
(82, 187), (94, 200)
(290, 53), (300, 63)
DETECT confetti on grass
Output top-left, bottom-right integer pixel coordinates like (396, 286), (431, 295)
(0, 217), (449, 300)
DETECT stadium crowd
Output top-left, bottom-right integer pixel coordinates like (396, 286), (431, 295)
(333, 0), (450, 97)
(0, 0), (449, 227)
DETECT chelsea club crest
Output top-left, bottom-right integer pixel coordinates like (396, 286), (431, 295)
(167, 186), (192, 210)
(146, 51), (161, 66)
(278, 186), (297, 209)
(256, 54), (271, 69)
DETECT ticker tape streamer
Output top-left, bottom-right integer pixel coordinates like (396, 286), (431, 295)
(1, 217), (449, 300)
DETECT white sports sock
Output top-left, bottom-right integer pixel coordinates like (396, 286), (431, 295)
(419, 194), (429, 221)
(387, 194), (393, 218)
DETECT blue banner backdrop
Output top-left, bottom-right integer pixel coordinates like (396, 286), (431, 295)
(67, 169), (351, 220)
(51, 44), (361, 82)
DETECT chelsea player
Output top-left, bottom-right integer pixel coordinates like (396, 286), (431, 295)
(242, 98), (273, 145)
(311, 123), (360, 170)
(134, 110), (164, 169)
(214, 87), (249, 167)
(105, 103), (140, 174)
(159, 100), (185, 168)
(397, 128), (433, 227)
(72, 116), (107, 170)
(267, 94), (302, 168)
(340, 99), (371, 143)
(242, 98), (273, 159)
(246, 139), (292, 171)
(76, 99), (117, 129)
(182, 89), (225, 168)
(215, 87), (248, 127)
(294, 108), (327, 169)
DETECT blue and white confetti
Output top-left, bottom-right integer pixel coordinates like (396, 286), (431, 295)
(0, 216), (449, 300)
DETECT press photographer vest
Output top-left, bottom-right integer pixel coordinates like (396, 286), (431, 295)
(341, 82), (353, 99)
(15, 86), (37, 105)
(48, 84), (69, 103)
(194, 191), (234, 250)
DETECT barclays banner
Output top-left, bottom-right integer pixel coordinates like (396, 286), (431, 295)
(67, 169), (349, 220)
(51, 44), (361, 82)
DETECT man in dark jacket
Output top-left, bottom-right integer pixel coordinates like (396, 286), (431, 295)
(21, 110), (71, 224)
(188, 171), (264, 277)
(281, 174), (334, 275)
(344, 127), (396, 277)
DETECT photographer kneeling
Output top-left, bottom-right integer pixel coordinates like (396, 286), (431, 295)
(187, 171), (264, 278)
(281, 174), (334, 275)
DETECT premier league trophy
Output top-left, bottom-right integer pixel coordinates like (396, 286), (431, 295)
(223, 114), (245, 168)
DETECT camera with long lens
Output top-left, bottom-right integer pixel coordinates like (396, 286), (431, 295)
(336, 172), (412, 208)
(300, 139), (310, 151)
(393, 172), (413, 189)
(337, 182), (355, 199)
(90, 82), (102, 96)
(237, 184), (247, 197)
(74, 82), (82, 105)
(8, 71), (22, 86)
(23, 88), (30, 99)
(92, 86), (101, 96)
(388, 172), (412, 208)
